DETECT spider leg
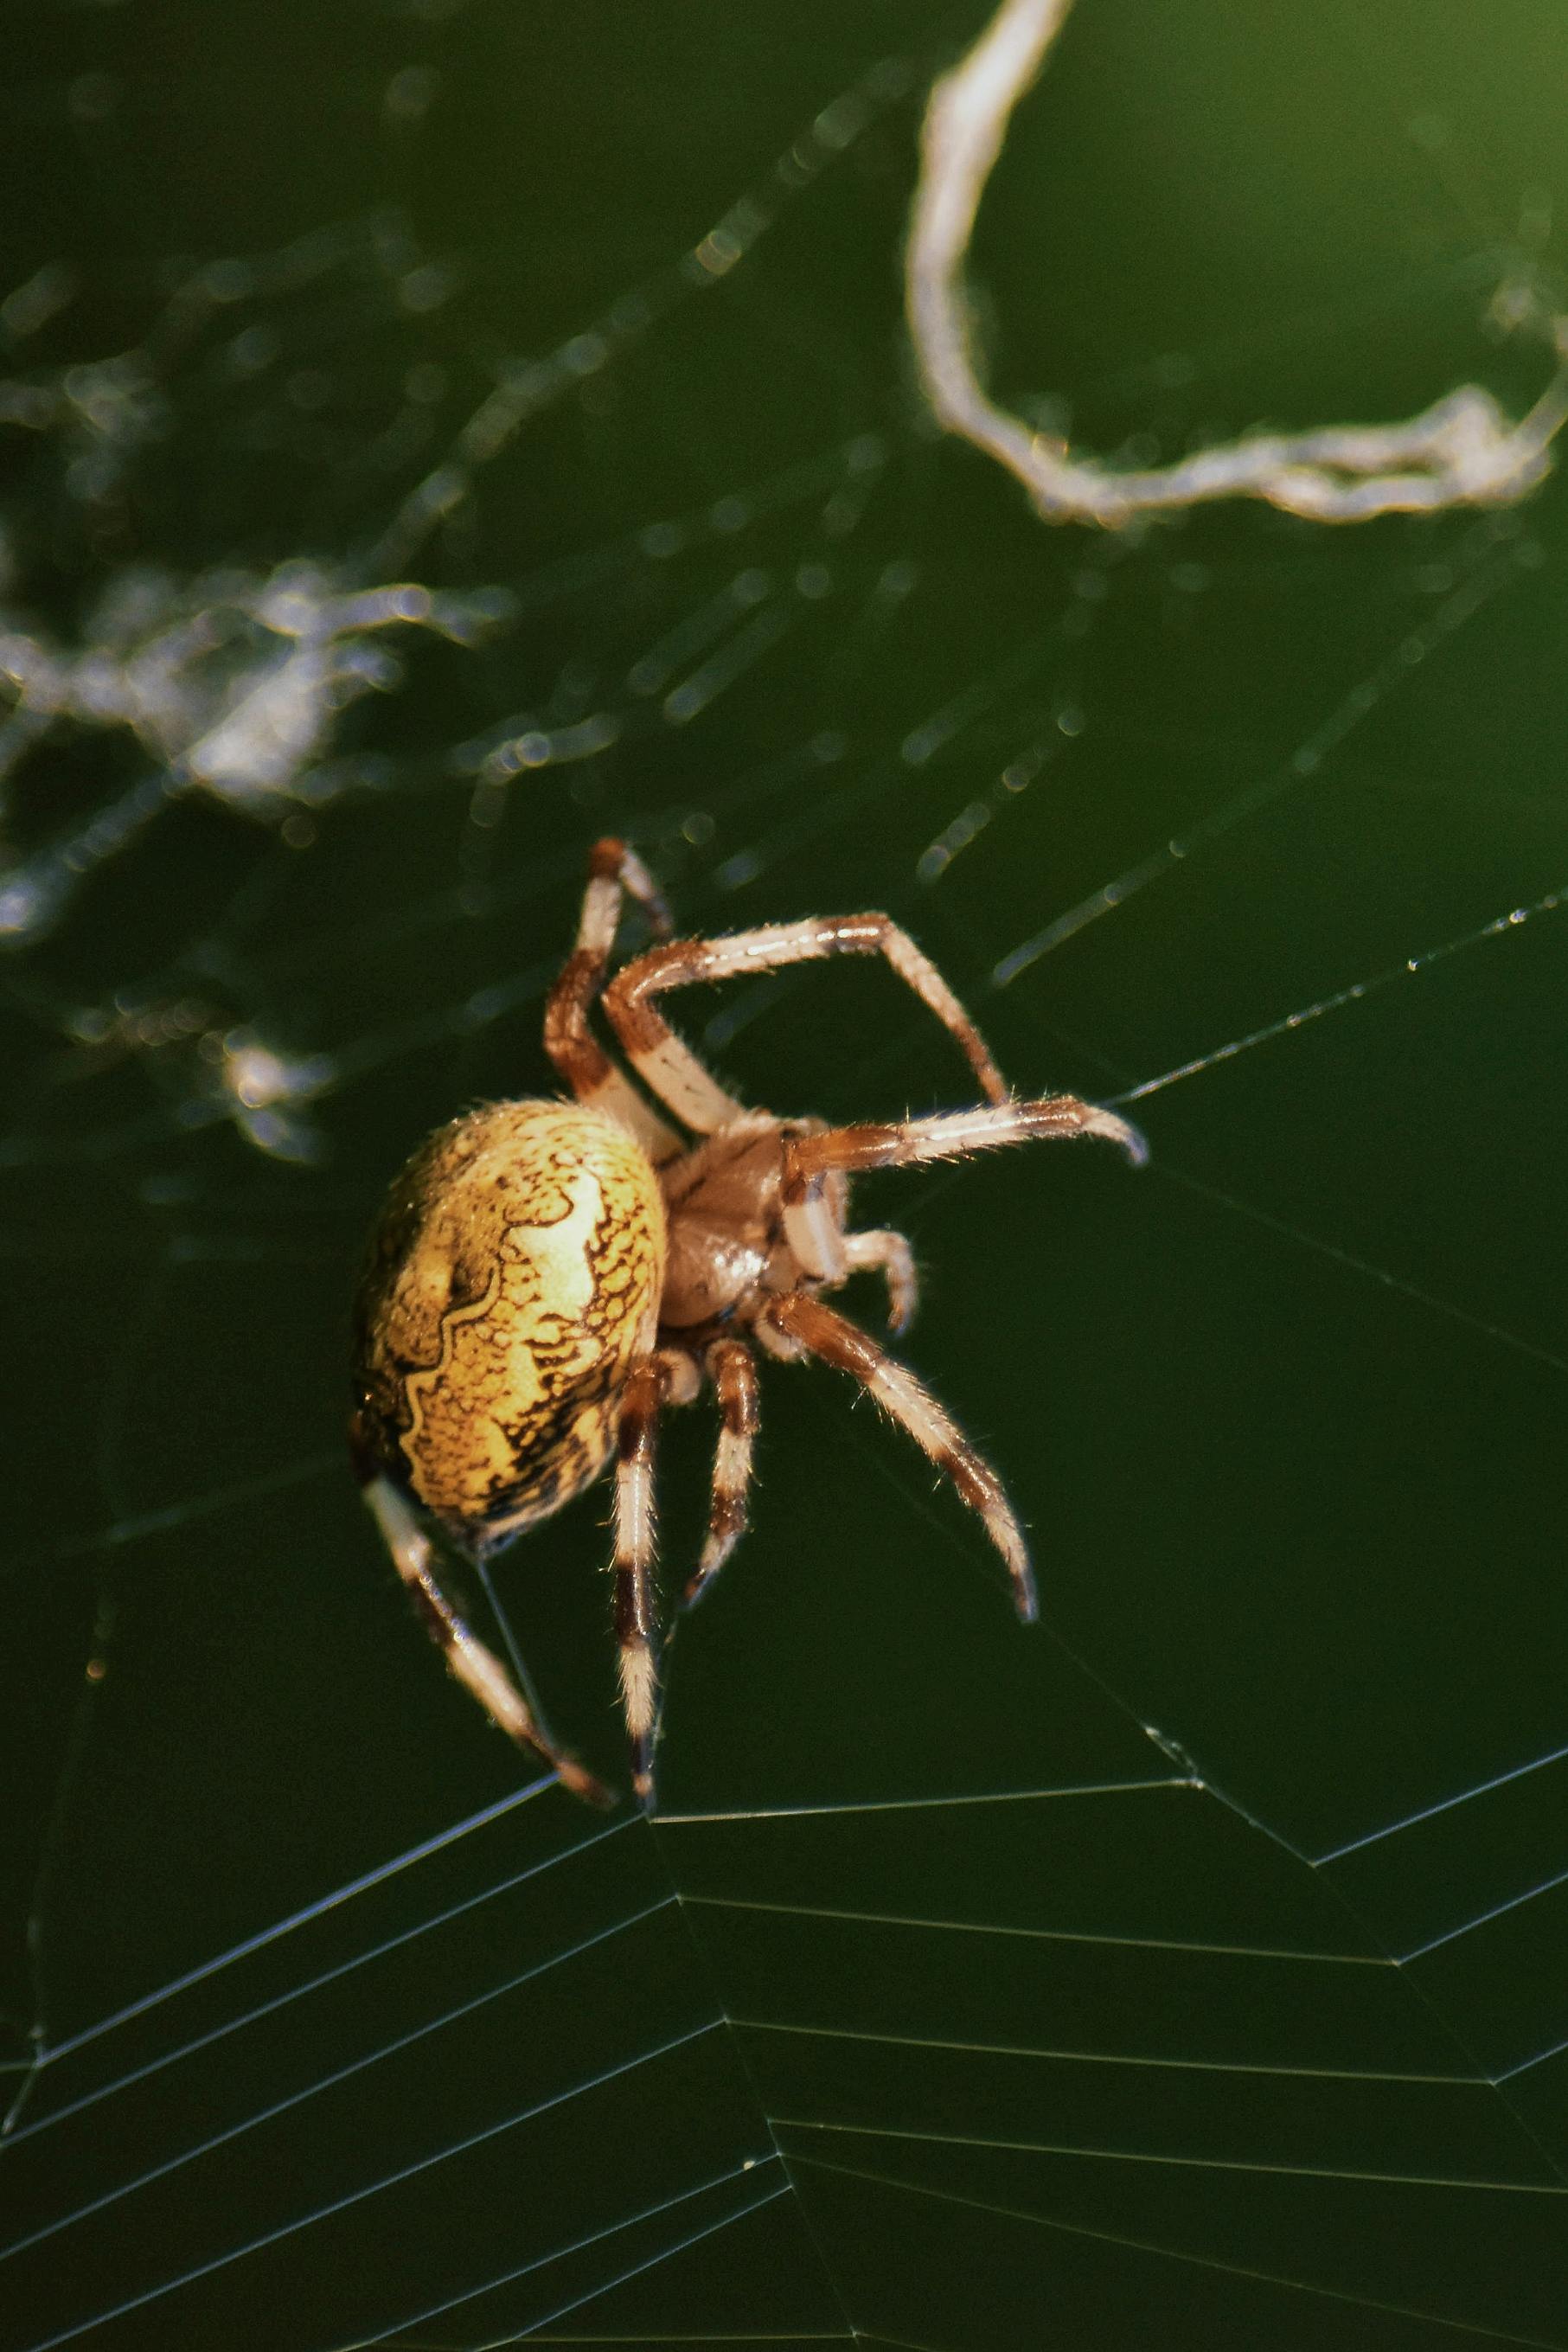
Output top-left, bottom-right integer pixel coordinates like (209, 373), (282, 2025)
(601, 911), (1012, 1134)
(682, 1336), (760, 1609)
(782, 1095), (1144, 1276)
(762, 1291), (1037, 1622)
(357, 1461), (611, 1805)
(841, 1227), (918, 1333)
(612, 1355), (675, 1804)
(543, 836), (682, 1164)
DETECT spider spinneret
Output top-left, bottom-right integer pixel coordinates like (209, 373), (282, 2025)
(351, 837), (1143, 1805)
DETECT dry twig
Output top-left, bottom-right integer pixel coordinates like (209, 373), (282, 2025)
(906, 0), (1568, 524)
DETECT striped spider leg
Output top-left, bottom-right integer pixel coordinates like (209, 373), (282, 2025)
(542, 836), (683, 1164)
(601, 907), (1011, 1133)
(759, 1289), (1036, 1619)
(610, 1354), (673, 1807)
(771, 1098), (1146, 1618)
(611, 1336), (763, 1802)
(686, 1336), (759, 1605)
(781, 1096), (1145, 1286)
(350, 1414), (613, 1806)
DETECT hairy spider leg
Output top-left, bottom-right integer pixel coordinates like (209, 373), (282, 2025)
(841, 1227), (919, 1333)
(613, 1355), (673, 1804)
(683, 1336), (761, 1608)
(763, 1291), (1038, 1622)
(601, 911), (1013, 1135)
(780, 1095), (1146, 1281)
(355, 1456), (612, 1805)
(543, 836), (683, 1164)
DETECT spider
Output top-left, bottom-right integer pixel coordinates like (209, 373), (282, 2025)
(350, 839), (1144, 1806)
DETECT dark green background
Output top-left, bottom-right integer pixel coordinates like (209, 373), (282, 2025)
(3, 2), (1566, 2344)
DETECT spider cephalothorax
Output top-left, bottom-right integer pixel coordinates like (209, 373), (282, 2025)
(352, 838), (1143, 1805)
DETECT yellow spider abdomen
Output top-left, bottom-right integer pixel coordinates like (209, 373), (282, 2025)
(352, 1099), (666, 1553)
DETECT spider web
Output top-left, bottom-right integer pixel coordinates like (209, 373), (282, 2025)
(3, 0), (1567, 2344)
